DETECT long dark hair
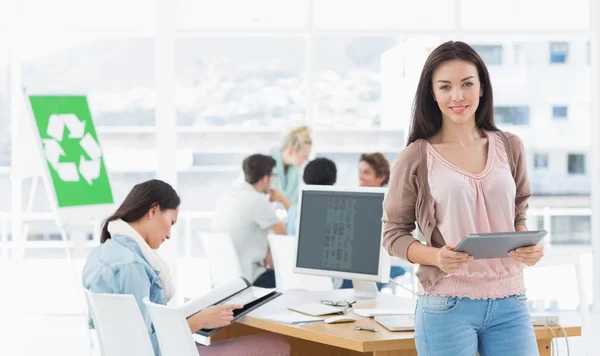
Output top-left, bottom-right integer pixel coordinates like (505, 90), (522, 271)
(406, 41), (499, 146)
(101, 179), (180, 243)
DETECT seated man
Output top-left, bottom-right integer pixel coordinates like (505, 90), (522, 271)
(286, 157), (337, 236)
(212, 154), (289, 288)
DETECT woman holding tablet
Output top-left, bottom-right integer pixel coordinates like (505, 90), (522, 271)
(382, 41), (543, 356)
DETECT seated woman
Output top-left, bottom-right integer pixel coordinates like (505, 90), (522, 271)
(82, 179), (290, 356)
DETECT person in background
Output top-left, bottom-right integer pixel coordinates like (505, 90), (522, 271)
(359, 152), (391, 188)
(270, 125), (313, 204)
(286, 157), (337, 236)
(82, 179), (290, 356)
(212, 154), (289, 289)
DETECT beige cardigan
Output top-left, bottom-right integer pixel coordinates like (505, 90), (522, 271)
(382, 131), (532, 291)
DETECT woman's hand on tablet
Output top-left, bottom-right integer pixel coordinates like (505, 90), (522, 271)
(195, 304), (243, 329)
(509, 244), (544, 266)
(436, 244), (472, 274)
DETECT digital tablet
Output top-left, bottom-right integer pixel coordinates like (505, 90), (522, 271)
(453, 230), (547, 259)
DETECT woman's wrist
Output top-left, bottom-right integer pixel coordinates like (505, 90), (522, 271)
(407, 241), (441, 267)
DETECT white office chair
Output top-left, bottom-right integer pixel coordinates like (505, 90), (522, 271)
(84, 290), (106, 356)
(198, 231), (244, 287)
(143, 297), (199, 356)
(84, 290), (155, 356)
(267, 234), (334, 292)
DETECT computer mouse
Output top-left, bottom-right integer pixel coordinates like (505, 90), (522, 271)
(324, 315), (357, 324)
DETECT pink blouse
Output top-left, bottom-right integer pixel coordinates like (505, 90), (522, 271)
(422, 131), (526, 299)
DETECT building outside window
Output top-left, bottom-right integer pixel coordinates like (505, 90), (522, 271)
(472, 45), (503, 65)
(551, 216), (591, 244)
(552, 105), (568, 119)
(567, 153), (586, 174)
(587, 41), (591, 65)
(494, 106), (530, 125)
(550, 41), (569, 63)
(534, 153), (549, 169)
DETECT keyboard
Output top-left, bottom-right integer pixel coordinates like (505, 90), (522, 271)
(288, 302), (345, 316)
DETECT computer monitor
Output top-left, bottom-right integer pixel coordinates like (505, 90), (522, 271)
(293, 185), (391, 299)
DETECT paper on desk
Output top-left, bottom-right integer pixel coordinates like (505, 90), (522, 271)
(258, 312), (324, 324)
(354, 308), (414, 317)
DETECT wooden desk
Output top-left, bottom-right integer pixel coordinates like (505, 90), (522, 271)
(212, 290), (581, 356)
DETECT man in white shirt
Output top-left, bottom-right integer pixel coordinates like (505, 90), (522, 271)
(212, 154), (289, 287)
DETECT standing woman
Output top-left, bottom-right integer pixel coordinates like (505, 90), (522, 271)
(270, 125), (312, 204)
(83, 179), (290, 356)
(382, 41), (543, 356)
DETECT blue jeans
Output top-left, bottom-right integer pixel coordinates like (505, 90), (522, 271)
(415, 294), (538, 356)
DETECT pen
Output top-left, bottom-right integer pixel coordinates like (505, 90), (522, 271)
(353, 326), (377, 332)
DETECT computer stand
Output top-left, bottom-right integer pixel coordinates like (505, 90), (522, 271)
(352, 280), (379, 300)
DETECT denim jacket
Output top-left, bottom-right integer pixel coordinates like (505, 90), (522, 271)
(82, 235), (167, 356)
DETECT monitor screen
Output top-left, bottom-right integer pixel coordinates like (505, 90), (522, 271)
(296, 189), (384, 276)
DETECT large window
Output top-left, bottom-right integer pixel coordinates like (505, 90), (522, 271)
(314, 36), (397, 127)
(21, 33), (155, 126)
(175, 37), (305, 127)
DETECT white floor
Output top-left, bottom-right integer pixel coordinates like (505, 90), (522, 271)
(0, 247), (594, 356)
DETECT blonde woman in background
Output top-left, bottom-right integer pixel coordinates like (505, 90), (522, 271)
(270, 125), (312, 204)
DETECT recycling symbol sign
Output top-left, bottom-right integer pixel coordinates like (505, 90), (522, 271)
(29, 95), (114, 208)
(43, 113), (102, 184)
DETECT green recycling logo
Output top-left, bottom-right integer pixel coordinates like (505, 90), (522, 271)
(42, 113), (102, 185)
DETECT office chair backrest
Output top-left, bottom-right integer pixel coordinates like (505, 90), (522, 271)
(84, 290), (155, 356)
(198, 231), (244, 286)
(143, 297), (199, 356)
(84, 289), (106, 355)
